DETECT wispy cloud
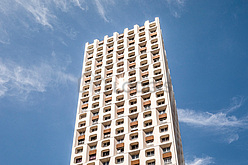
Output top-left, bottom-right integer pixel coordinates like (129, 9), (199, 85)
(15, 0), (56, 29)
(0, 0), (87, 30)
(72, 0), (87, 11)
(0, 58), (77, 99)
(0, 25), (10, 44)
(165, 0), (186, 18)
(178, 96), (248, 143)
(94, 0), (109, 22)
(186, 156), (214, 165)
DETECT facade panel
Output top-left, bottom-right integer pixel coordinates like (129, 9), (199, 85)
(70, 18), (184, 165)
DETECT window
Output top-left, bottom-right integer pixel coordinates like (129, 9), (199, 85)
(145, 131), (153, 136)
(146, 150), (154, 157)
(130, 134), (138, 140)
(89, 154), (96, 161)
(78, 139), (84, 145)
(79, 122), (86, 127)
(159, 110), (166, 114)
(104, 108), (111, 113)
(75, 157), (82, 163)
(142, 82), (149, 86)
(104, 132), (111, 138)
(144, 105), (151, 110)
(164, 157), (172, 164)
(130, 143), (139, 150)
(76, 148), (83, 153)
(161, 135), (169, 142)
(144, 112), (151, 118)
(160, 126), (168, 133)
(79, 130), (85, 135)
(116, 157), (124, 164)
(103, 141), (110, 147)
(159, 116), (167, 122)
(117, 120), (124, 125)
(131, 117), (137, 122)
(93, 112), (99, 116)
(130, 100), (137, 105)
(117, 138), (124, 143)
(131, 154), (139, 160)
(91, 127), (97, 132)
(102, 151), (110, 157)
(144, 120), (152, 127)
(104, 124), (111, 129)
(90, 145), (96, 150)
(117, 95), (124, 101)
(141, 50), (146, 54)
(103, 162), (110, 165)
(130, 108), (137, 113)
(90, 136), (97, 141)
(92, 119), (98, 124)
(163, 147), (170, 153)
(157, 100), (165, 106)
(131, 125), (138, 130)
(147, 162), (155, 165)
(93, 96), (100, 101)
(117, 147), (124, 154)
(105, 115), (111, 120)
(119, 34), (124, 39)
(117, 128), (124, 134)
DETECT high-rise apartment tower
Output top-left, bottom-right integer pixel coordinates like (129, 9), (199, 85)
(70, 18), (184, 165)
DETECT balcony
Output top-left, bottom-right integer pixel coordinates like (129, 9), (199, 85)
(131, 159), (140, 165)
(150, 32), (157, 38)
(129, 40), (135, 45)
(81, 104), (88, 110)
(116, 142), (124, 149)
(92, 115), (99, 120)
(117, 108), (124, 115)
(130, 121), (138, 127)
(163, 152), (172, 159)
(145, 135), (154, 142)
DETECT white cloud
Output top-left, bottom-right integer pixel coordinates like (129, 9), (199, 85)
(72, 0), (86, 11)
(0, 0), (87, 30)
(94, 0), (109, 22)
(93, 0), (116, 22)
(186, 156), (214, 165)
(15, 0), (56, 29)
(0, 58), (77, 99)
(178, 109), (246, 128)
(178, 97), (248, 143)
(165, 0), (186, 18)
(226, 134), (239, 144)
(0, 26), (10, 44)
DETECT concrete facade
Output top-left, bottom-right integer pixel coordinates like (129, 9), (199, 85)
(70, 18), (185, 165)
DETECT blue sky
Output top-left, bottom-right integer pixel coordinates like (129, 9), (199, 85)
(0, 0), (248, 165)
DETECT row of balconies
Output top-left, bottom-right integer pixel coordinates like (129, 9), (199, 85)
(78, 108), (167, 129)
(83, 63), (162, 88)
(74, 142), (171, 165)
(84, 46), (160, 75)
(85, 42), (160, 73)
(84, 60), (161, 87)
(82, 72), (164, 97)
(86, 22), (158, 57)
(81, 87), (164, 111)
(81, 100), (161, 115)
(76, 117), (170, 147)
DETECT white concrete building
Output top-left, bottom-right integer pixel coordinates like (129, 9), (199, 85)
(70, 18), (185, 165)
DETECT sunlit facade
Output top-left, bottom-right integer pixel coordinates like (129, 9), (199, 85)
(70, 17), (184, 165)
